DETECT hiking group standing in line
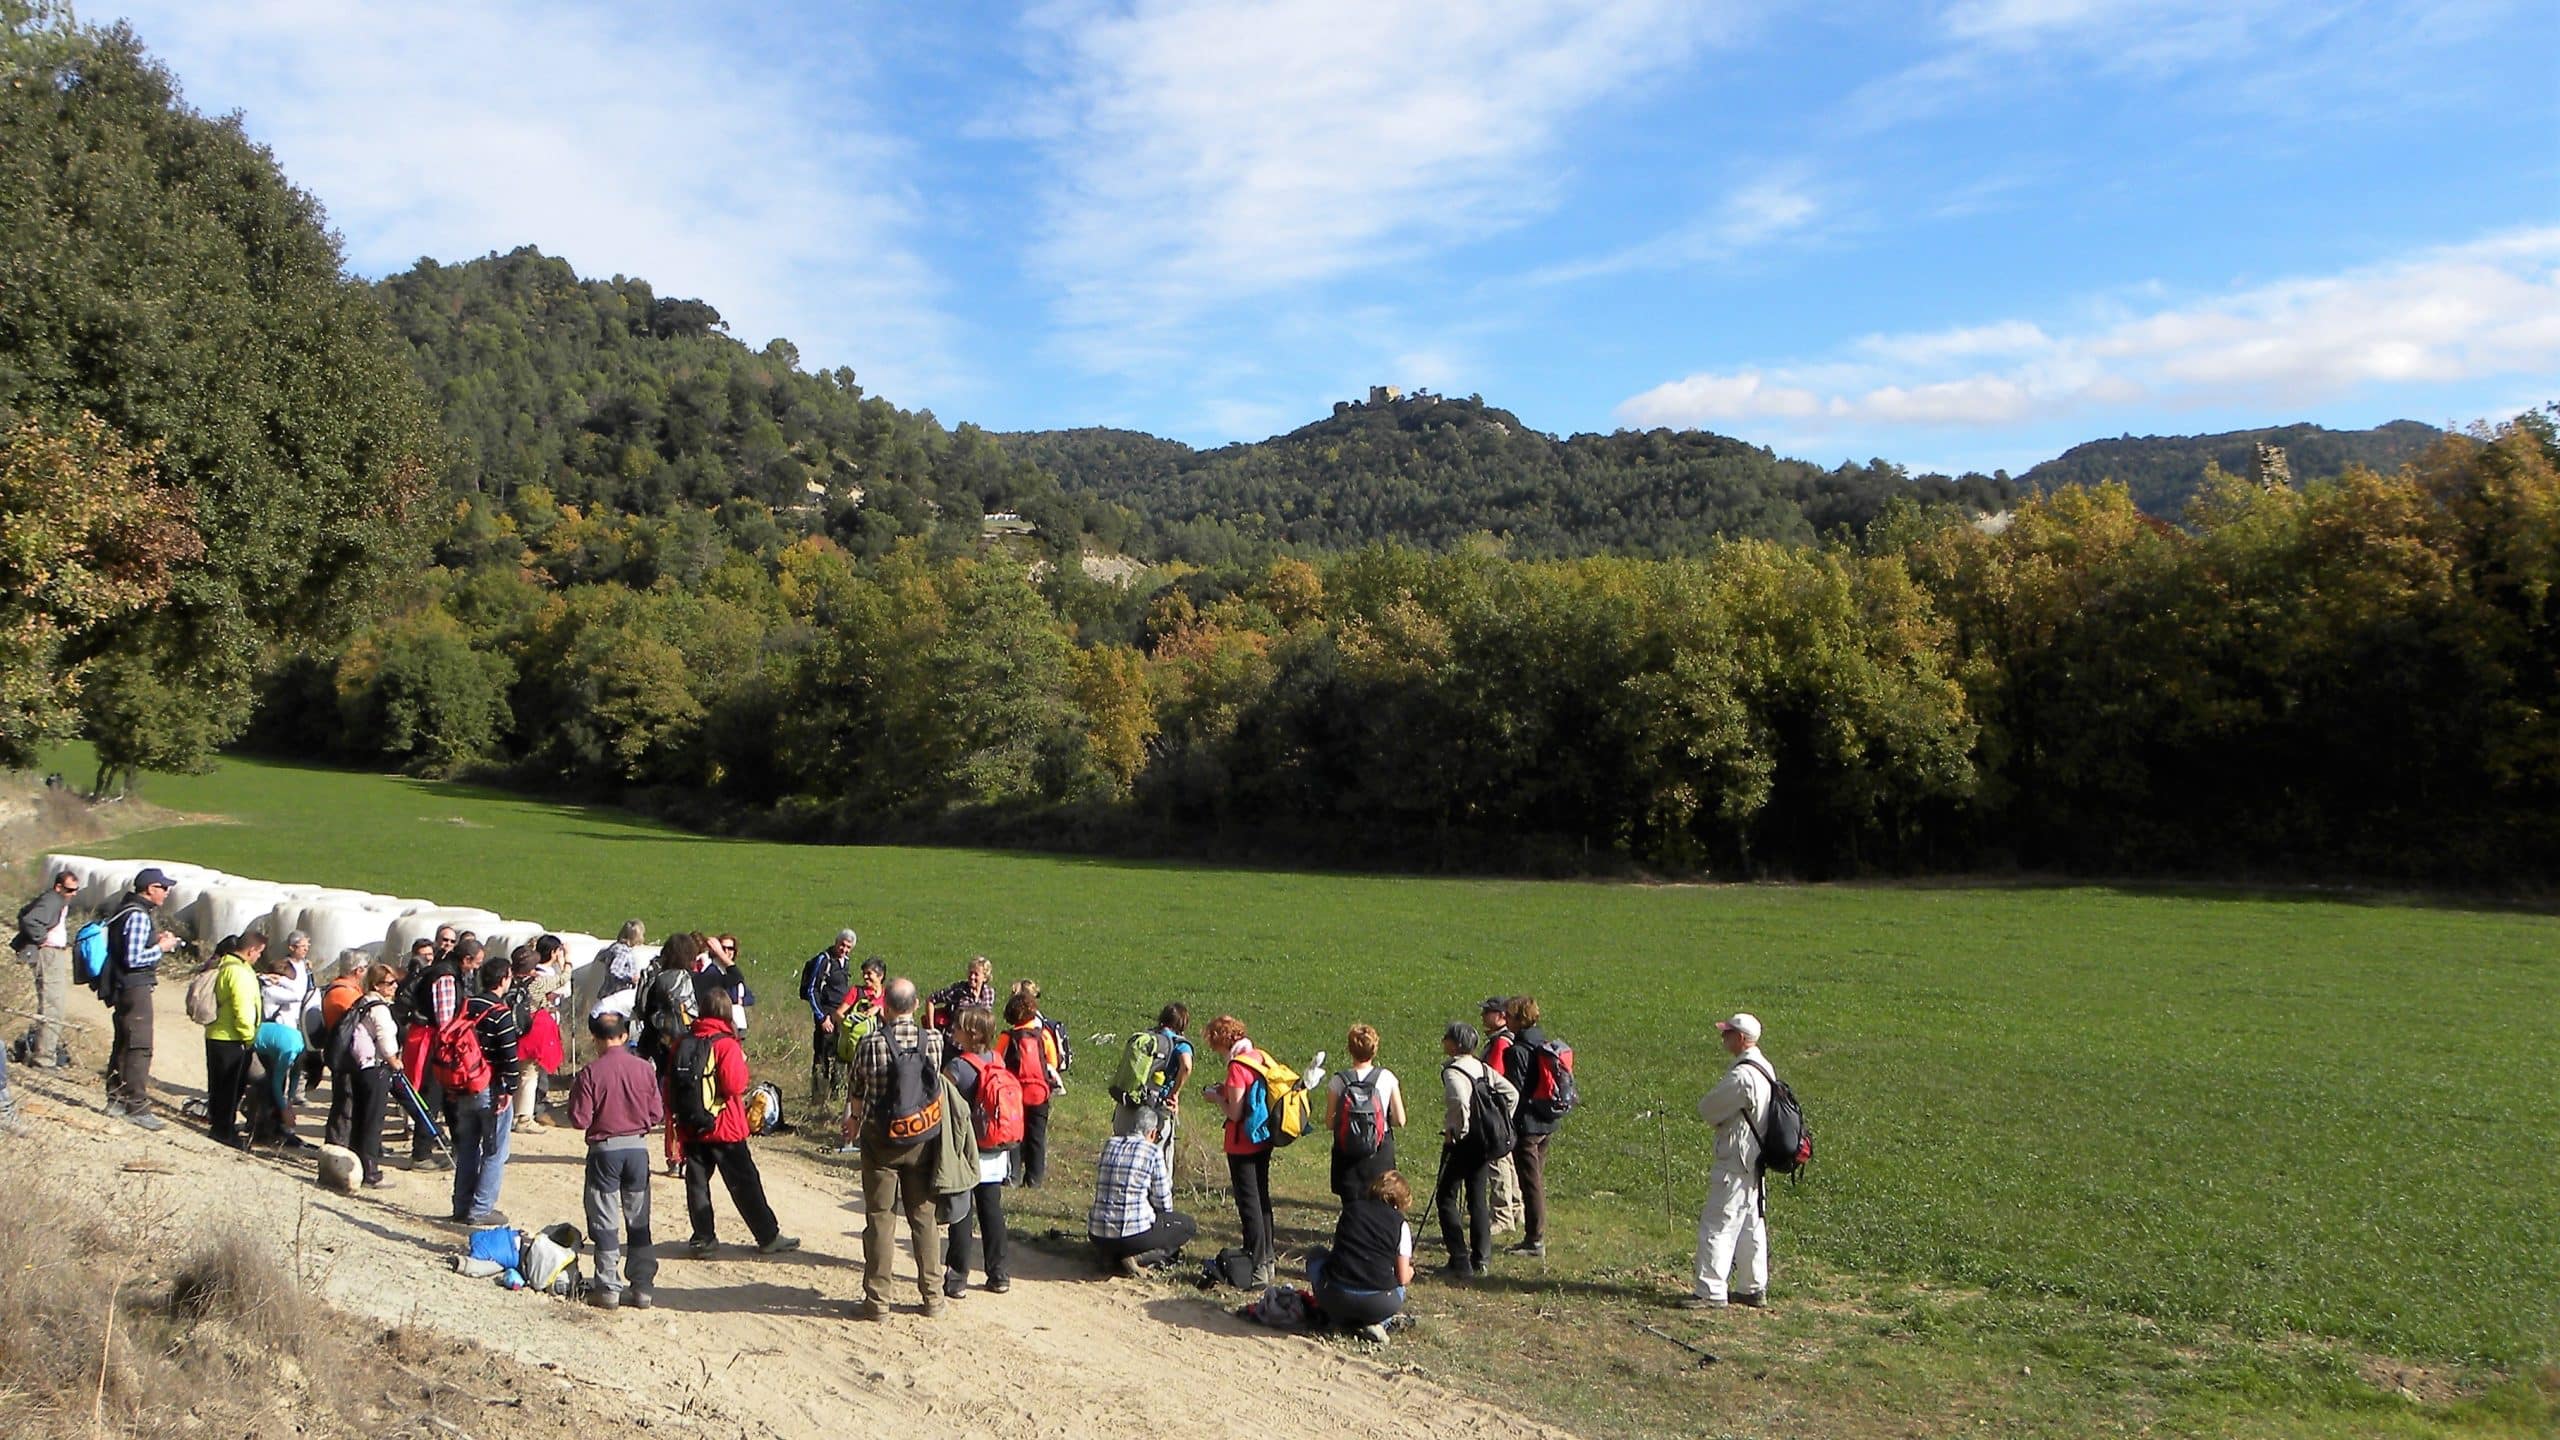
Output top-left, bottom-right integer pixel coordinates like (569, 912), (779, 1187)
(11, 868), (1808, 1330)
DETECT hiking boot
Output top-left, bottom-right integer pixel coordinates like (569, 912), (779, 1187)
(0, 1109), (24, 1138)
(853, 1299), (888, 1321)
(1114, 1253), (1144, 1278)
(685, 1237), (717, 1259)
(1677, 1294), (1726, 1311)
(1355, 1322), (1390, 1345)
(757, 1234), (800, 1255)
(921, 1299), (948, 1320)
(466, 1210), (508, 1228)
(1506, 1240), (1546, 1258)
(1731, 1291), (1767, 1308)
(985, 1276), (1011, 1294)
(127, 1110), (166, 1132)
(100, 1100), (127, 1118)
(587, 1287), (622, 1310)
(627, 1289), (654, 1310)
(414, 1153), (452, 1172)
(943, 1274), (968, 1300)
(363, 1175), (392, 1189)
(1438, 1261), (1478, 1281)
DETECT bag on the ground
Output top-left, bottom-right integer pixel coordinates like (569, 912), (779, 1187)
(999, 1024), (1052, 1106)
(961, 1053), (1025, 1150)
(1464, 1059), (1516, 1159)
(184, 965), (222, 1026)
(1521, 1036), (1579, 1124)
(1201, 1246), (1259, 1289)
(429, 1006), (492, 1094)
(1743, 1057), (1812, 1175)
(1235, 1051), (1309, 1148)
(670, 1033), (724, 1134)
(876, 1030), (944, 1145)
(1332, 1070), (1387, 1163)
(1111, 1027), (1182, 1108)
(744, 1080), (785, 1136)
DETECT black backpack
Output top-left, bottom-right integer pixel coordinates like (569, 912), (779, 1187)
(326, 998), (382, 1076)
(1458, 1059), (1515, 1159)
(1333, 1071), (1386, 1164)
(637, 968), (696, 1061)
(1742, 1057), (1811, 1175)
(872, 1031), (944, 1146)
(670, 1033), (724, 1134)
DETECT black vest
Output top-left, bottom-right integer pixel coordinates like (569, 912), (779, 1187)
(1326, 1197), (1407, 1293)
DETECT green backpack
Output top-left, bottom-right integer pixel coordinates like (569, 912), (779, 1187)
(1110, 1027), (1182, 1107)
(834, 1008), (876, 1065)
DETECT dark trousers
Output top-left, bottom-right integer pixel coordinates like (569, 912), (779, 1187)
(944, 1178), (1008, 1292)
(1091, 1211), (1199, 1263)
(1228, 1149), (1276, 1277)
(1307, 1245), (1406, 1326)
(1515, 1131), (1552, 1244)
(1020, 1100), (1052, 1186)
(1331, 1131), (1396, 1201)
(325, 1065), (355, 1149)
(348, 1066), (390, 1183)
(685, 1139), (780, 1246)
(108, 984), (155, 1113)
(1436, 1138), (1491, 1270)
(205, 1037), (252, 1145)
(409, 1070), (446, 1161)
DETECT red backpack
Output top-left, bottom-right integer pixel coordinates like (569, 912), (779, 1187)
(963, 1053), (1026, 1150)
(1000, 1025), (1053, 1106)
(430, 1006), (492, 1095)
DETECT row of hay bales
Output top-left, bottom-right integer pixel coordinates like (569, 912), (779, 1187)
(38, 854), (647, 1008)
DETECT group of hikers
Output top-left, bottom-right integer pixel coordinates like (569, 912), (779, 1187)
(10, 865), (1797, 1327)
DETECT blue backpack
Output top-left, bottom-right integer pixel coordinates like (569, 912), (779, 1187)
(73, 918), (111, 987)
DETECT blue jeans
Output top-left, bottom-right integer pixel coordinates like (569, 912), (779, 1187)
(451, 1089), (512, 1219)
(1306, 1245), (1405, 1327)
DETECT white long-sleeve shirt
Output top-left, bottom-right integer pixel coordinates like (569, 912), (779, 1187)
(1696, 1048), (1773, 1176)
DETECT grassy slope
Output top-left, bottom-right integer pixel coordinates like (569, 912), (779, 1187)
(55, 748), (2560, 1436)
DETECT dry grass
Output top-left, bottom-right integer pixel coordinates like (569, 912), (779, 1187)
(0, 1168), (594, 1439)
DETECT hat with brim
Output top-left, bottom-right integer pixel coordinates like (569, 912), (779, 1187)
(1715, 1012), (1762, 1042)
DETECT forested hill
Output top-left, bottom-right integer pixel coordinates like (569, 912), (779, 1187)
(2020, 420), (2442, 515)
(373, 248), (1106, 557)
(1002, 395), (2023, 565)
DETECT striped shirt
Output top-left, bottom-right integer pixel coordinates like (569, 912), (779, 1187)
(1089, 1133), (1174, 1240)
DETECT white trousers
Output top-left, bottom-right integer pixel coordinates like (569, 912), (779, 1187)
(1693, 1166), (1766, 1301)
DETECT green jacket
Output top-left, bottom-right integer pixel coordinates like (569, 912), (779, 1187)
(931, 1072), (980, 1199)
(207, 954), (261, 1042)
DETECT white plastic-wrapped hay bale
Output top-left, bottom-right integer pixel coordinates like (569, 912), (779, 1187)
(383, 906), (502, 959)
(481, 919), (550, 958)
(257, 898), (311, 949)
(371, 897), (438, 919)
(189, 881), (285, 947)
(38, 854), (99, 907)
(77, 860), (143, 914)
(300, 901), (392, 963)
(161, 866), (224, 920)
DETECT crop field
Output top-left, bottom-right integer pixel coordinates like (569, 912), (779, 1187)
(49, 750), (2560, 1400)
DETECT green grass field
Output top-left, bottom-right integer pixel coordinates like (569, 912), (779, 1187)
(39, 748), (2560, 1434)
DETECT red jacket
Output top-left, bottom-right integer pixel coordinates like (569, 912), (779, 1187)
(682, 1015), (755, 1144)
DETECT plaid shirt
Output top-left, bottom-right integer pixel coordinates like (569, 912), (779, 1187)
(112, 902), (165, 975)
(848, 1015), (943, 1102)
(1088, 1132), (1174, 1239)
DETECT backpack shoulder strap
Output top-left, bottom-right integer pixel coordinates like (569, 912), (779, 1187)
(1736, 1056), (1777, 1136)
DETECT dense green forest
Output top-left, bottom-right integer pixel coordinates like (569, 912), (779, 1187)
(374, 247), (1117, 560)
(9, 9), (2556, 887)
(2020, 419), (2442, 514)
(1003, 397), (2024, 565)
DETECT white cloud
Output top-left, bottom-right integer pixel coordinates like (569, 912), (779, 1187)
(105, 0), (959, 400)
(1017, 0), (1740, 366)
(1521, 173), (1824, 287)
(1616, 228), (2560, 431)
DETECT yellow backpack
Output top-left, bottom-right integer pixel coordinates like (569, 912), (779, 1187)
(1233, 1050), (1311, 1147)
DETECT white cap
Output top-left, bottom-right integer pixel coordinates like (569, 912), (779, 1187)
(1715, 1012), (1762, 1042)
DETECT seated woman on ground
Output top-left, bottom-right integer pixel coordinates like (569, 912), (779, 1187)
(1307, 1168), (1416, 1342)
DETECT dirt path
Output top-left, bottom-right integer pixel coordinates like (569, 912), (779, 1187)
(9, 979), (1568, 1440)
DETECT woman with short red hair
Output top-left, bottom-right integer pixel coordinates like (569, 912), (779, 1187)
(1202, 1014), (1277, 1285)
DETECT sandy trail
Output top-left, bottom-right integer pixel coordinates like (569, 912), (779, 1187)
(11, 980), (1569, 1440)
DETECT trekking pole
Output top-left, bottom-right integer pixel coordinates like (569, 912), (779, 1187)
(1635, 1106), (1676, 1220)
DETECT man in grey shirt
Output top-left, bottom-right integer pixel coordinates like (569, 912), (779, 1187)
(13, 868), (81, 1070)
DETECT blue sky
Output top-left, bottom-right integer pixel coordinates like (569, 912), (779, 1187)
(108, 0), (2559, 475)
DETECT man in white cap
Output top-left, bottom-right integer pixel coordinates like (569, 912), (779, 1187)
(1683, 1012), (1772, 1309)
